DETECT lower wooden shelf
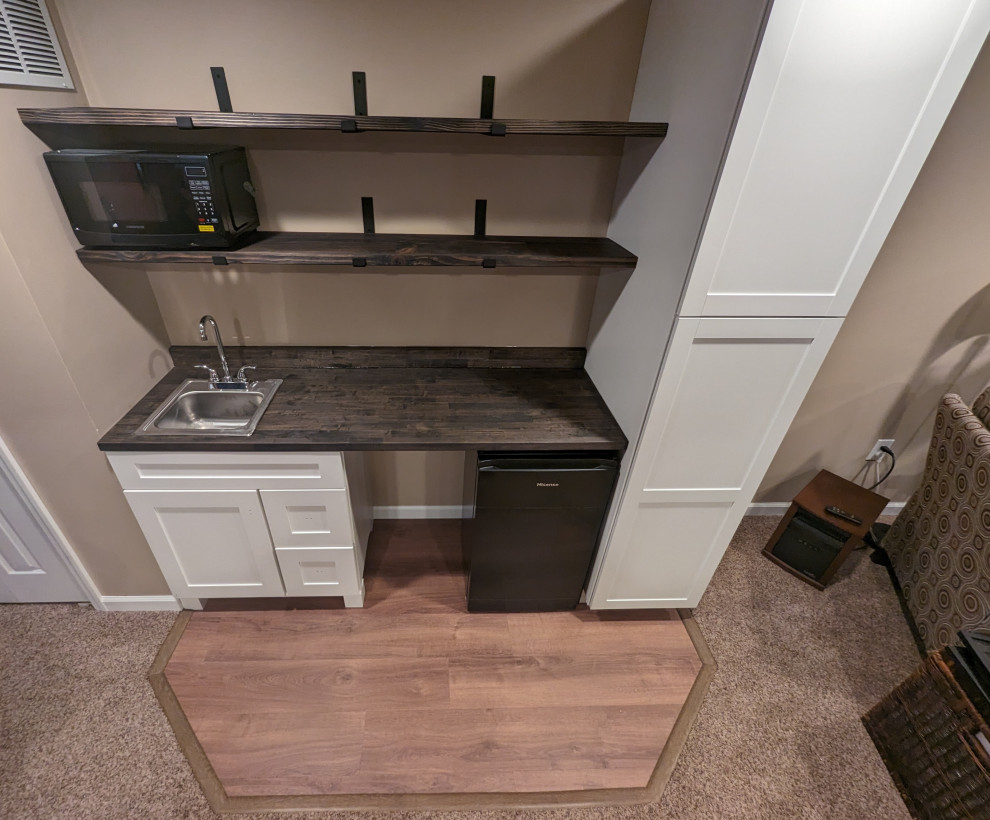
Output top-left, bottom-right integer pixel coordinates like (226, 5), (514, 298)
(75, 231), (638, 268)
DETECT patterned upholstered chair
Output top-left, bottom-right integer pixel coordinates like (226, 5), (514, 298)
(882, 391), (990, 650)
(973, 383), (990, 429)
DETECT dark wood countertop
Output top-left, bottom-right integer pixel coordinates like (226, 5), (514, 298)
(97, 347), (627, 453)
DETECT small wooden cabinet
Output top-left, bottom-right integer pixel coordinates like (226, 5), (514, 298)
(762, 469), (887, 589)
(108, 451), (371, 608)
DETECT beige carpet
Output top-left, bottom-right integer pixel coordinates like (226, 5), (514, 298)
(0, 517), (919, 819)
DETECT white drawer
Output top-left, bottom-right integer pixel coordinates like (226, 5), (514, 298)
(275, 546), (361, 596)
(107, 452), (345, 491)
(260, 489), (354, 548)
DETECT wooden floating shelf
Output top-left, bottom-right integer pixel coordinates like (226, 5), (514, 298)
(75, 231), (638, 268)
(18, 107), (668, 140)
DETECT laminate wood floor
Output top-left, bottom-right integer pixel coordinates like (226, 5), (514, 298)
(163, 520), (703, 798)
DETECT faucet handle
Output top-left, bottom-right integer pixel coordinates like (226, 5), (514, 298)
(194, 364), (219, 384)
(236, 365), (256, 383)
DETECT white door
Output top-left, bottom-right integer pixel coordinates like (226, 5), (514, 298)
(0, 440), (89, 603)
(589, 317), (841, 609)
(124, 489), (285, 598)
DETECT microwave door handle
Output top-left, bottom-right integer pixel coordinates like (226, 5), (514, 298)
(136, 162), (162, 193)
(99, 188), (116, 224)
(82, 158), (116, 224)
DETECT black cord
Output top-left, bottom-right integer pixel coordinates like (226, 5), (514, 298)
(851, 446), (896, 551)
(867, 445), (895, 490)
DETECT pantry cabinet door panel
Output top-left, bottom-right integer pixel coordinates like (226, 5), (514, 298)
(642, 319), (826, 491)
(680, 0), (990, 317)
(590, 318), (841, 608)
(598, 498), (736, 606)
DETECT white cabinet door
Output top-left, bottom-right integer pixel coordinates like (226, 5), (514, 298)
(589, 317), (841, 609)
(124, 489), (285, 598)
(678, 0), (990, 318)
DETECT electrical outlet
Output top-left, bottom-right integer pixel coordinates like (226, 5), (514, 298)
(867, 439), (895, 461)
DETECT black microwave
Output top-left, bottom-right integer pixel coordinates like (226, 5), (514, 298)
(43, 147), (259, 249)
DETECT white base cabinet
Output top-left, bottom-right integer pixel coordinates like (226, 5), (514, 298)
(108, 452), (371, 608)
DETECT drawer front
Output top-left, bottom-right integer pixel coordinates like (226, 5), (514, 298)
(275, 546), (361, 596)
(260, 489), (354, 548)
(108, 452), (345, 491)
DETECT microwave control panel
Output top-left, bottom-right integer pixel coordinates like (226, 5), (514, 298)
(185, 166), (219, 229)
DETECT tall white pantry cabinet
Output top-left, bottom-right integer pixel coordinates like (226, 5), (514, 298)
(587, 0), (990, 608)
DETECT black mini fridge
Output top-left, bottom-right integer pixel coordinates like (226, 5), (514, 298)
(464, 451), (620, 612)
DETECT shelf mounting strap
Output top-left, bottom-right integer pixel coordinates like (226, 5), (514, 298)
(362, 197), (375, 234)
(210, 67), (233, 113)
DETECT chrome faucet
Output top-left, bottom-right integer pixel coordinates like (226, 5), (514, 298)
(199, 315), (231, 381)
(197, 315), (254, 388)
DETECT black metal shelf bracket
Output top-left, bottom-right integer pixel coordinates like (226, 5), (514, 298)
(210, 67), (233, 113)
(361, 197), (375, 234)
(482, 258), (497, 268)
(474, 199), (487, 237)
(481, 75), (505, 136)
(212, 255), (228, 266)
(480, 75), (495, 119)
(352, 257), (367, 267)
(353, 71), (368, 116)
(176, 115), (194, 129)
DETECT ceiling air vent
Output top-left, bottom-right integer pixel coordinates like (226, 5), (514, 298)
(0, 0), (73, 89)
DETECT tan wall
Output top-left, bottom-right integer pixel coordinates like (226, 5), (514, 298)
(366, 451), (467, 510)
(11, 0), (980, 595)
(0, 9), (172, 595)
(52, 0), (651, 510)
(758, 34), (990, 504)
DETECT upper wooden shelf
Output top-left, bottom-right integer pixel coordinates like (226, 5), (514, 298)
(18, 107), (668, 145)
(75, 231), (638, 268)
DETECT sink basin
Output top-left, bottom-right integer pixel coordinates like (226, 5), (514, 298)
(138, 379), (282, 436)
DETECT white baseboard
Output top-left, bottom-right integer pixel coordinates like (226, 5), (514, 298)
(746, 502), (906, 517)
(373, 505), (470, 520)
(376, 502), (908, 521)
(100, 595), (181, 612)
(745, 503), (790, 516)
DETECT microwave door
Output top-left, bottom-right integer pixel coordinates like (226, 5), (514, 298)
(52, 159), (197, 244)
(80, 164), (164, 234)
(103, 162), (195, 241)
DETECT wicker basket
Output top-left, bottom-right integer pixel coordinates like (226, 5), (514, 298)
(863, 651), (990, 820)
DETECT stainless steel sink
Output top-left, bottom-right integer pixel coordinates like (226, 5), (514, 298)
(138, 379), (282, 436)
